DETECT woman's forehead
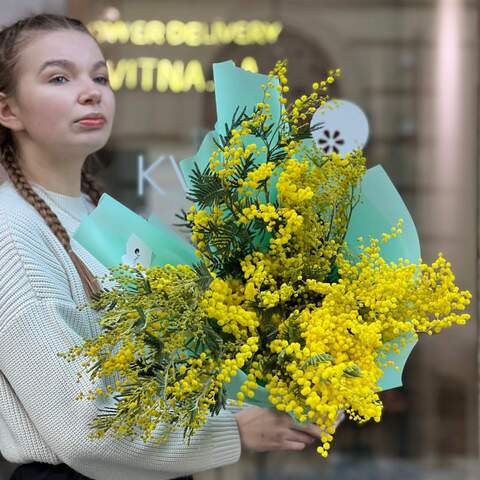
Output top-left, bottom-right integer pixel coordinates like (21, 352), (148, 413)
(17, 30), (104, 75)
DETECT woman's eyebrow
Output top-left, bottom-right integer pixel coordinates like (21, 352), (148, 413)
(37, 59), (107, 75)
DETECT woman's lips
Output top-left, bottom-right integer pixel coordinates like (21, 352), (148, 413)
(77, 118), (106, 127)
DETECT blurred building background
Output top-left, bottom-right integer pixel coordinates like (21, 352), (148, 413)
(0, 0), (479, 479)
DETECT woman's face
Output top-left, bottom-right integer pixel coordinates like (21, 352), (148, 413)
(12, 29), (115, 157)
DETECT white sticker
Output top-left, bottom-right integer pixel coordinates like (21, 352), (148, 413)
(121, 233), (153, 268)
(310, 99), (369, 157)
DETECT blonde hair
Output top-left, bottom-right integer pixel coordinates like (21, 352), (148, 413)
(0, 14), (106, 299)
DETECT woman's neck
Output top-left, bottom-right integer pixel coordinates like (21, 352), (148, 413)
(15, 141), (85, 196)
(25, 173), (82, 197)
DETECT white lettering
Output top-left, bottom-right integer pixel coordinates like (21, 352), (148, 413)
(137, 154), (187, 197)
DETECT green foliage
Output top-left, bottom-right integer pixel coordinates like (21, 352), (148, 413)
(302, 353), (334, 369)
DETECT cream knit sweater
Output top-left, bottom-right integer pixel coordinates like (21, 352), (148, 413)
(0, 178), (241, 480)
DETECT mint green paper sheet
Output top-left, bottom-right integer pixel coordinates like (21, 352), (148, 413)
(345, 165), (421, 266)
(377, 333), (417, 391)
(73, 193), (197, 269)
(225, 370), (271, 408)
(180, 60), (281, 192)
(213, 60), (281, 142)
(181, 131), (218, 194)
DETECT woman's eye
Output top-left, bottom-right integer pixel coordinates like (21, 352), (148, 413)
(49, 75), (68, 84)
(95, 76), (109, 85)
(48, 75), (109, 86)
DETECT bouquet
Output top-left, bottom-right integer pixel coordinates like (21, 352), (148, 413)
(60, 60), (471, 457)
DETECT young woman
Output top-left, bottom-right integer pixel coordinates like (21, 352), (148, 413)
(0, 14), (325, 480)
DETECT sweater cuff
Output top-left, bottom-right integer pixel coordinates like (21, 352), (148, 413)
(209, 411), (242, 468)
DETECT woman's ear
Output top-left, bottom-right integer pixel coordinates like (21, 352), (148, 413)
(0, 93), (23, 132)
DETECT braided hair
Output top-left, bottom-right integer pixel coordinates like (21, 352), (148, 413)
(0, 14), (106, 299)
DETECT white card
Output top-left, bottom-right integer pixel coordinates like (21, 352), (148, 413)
(121, 233), (153, 268)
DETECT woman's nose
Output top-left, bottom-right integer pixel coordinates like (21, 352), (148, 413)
(79, 85), (101, 105)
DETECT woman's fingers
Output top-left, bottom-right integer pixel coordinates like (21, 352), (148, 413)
(285, 430), (316, 445)
(281, 440), (308, 451)
(290, 409), (345, 437)
(293, 422), (323, 439)
(235, 406), (341, 453)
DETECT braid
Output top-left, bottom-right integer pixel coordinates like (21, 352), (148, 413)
(81, 155), (104, 206)
(0, 145), (101, 299)
(0, 145), (70, 249)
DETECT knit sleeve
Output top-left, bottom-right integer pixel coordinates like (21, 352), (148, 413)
(0, 211), (241, 480)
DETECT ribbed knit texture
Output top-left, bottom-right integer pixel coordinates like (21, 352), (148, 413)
(0, 179), (241, 480)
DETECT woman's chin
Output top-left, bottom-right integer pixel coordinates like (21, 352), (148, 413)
(67, 137), (109, 156)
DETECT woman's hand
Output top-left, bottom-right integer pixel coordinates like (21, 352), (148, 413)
(234, 406), (324, 452)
